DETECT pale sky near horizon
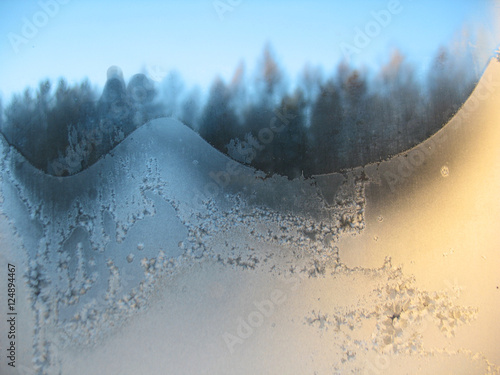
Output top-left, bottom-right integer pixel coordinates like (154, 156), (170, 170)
(0, 0), (499, 102)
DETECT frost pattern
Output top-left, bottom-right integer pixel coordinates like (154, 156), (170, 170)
(0, 112), (496, 374)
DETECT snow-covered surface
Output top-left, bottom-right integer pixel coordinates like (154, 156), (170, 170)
(0, 59), (499, 374)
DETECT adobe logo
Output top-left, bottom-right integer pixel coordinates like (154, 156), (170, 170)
(8, 0), (71, 54)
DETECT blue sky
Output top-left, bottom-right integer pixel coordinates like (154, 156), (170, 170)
(0, 0), (498, 101)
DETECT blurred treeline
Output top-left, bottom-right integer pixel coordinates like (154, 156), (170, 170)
(0, 42), (479, 177)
